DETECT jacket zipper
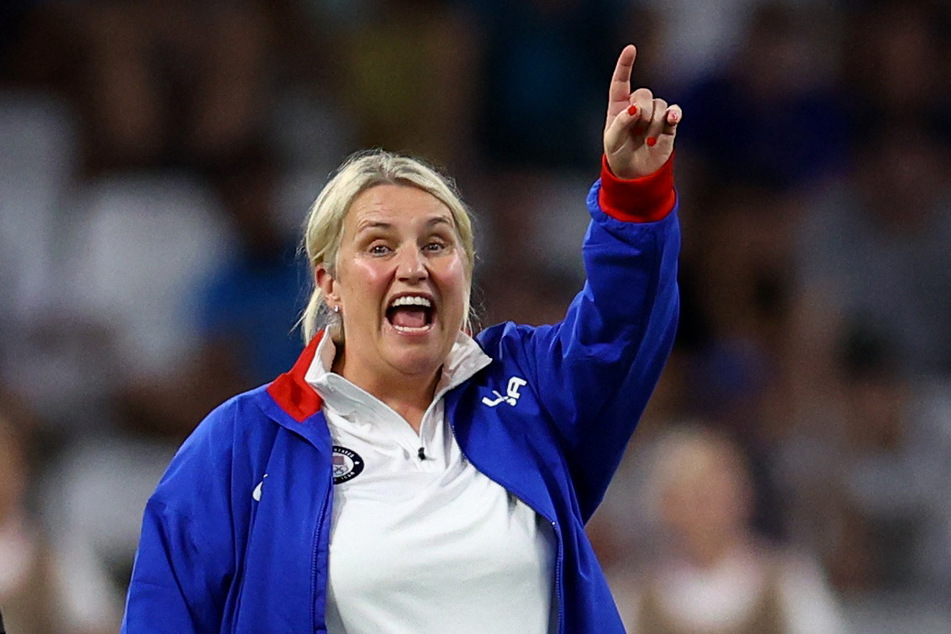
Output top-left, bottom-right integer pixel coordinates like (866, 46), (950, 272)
(447, 417), (565, 634)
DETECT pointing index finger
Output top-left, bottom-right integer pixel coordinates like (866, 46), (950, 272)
(609, 44), (637, 103)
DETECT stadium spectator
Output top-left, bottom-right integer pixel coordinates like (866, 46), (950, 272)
(611, 424), (848, 634)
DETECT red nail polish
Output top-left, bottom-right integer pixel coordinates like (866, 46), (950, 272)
(646, 137), (657, 147)
(627, 105), (638, 116)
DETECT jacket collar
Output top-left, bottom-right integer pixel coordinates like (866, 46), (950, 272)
(266, 329), (492, 424)
(266, 331), (325, 423)
(305, 330), (491, 417)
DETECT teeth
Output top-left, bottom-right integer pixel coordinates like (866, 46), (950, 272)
(390, 296), (431, 309)
(392, 324), (430, 333)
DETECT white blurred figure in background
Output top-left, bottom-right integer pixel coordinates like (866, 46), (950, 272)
(611, 424), (848, 634)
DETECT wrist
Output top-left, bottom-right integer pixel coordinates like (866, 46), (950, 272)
(598, 153), (676, 222)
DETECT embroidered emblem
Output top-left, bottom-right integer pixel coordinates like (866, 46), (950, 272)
(332, 446), (365, 484)
(481, 376), (528, 407)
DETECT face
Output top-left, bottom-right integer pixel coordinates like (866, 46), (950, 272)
(659, 444), (750, 561)
(317, 184), (469, 390)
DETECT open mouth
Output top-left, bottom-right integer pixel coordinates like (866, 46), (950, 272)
(386, 295), (434, 333)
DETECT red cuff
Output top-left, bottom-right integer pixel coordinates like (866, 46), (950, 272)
(597, 153), (676, 222)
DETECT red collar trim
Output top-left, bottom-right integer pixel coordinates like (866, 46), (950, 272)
(267, 331), (325, 422)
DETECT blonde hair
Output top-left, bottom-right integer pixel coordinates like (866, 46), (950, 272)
(300, 149), (476, 343)
(647, 422), (754, 520)
(650, 423), (750, 489)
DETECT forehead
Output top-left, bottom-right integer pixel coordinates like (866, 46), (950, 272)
(345, 184), (453, 234)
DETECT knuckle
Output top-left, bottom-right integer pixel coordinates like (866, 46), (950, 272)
(632, 87), (653, 102)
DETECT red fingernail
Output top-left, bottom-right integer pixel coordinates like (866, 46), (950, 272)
(646, 137), (657, 147)
(627, 105), (638, 116)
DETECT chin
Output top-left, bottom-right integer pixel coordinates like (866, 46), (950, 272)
(384, 338), (451, 377)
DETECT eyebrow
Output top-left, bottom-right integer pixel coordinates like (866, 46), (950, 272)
(354, 215), (456, 234)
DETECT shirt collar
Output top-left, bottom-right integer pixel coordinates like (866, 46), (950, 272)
(304, 332), (492, 416)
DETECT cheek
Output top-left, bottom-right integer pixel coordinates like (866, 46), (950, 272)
(436, 258), (469, 305)
(341, 260), (391, 297)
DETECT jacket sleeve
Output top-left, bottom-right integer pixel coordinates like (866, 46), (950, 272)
(503, 157), (680, 520)
(121, 406), (238, 633)
(121, 502), (222, 633)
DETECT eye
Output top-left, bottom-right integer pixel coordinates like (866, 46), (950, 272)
(368, 243), (392, 256)
(424, 232), (456, 253)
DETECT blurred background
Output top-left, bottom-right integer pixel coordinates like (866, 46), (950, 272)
(1, 0), (950, 632)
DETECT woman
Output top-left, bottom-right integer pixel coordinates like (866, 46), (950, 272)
(612, 425), (848, 634)
(122, 44), (682, 633)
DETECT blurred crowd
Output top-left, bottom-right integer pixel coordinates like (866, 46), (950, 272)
(1, 0), (950, 632)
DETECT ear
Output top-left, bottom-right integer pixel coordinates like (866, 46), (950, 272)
(316, 264), (340, 309)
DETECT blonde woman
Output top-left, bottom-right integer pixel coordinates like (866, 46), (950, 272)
(123, 44), (682, 633)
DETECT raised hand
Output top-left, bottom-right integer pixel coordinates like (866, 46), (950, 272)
(603, 45), (682, 179)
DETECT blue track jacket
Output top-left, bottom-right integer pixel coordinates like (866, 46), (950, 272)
(122, 158), (681, 633)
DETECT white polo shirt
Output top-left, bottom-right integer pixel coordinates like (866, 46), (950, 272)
(305, 334), (556, 634)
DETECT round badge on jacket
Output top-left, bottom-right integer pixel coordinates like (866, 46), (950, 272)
(332, 446), (365, 484)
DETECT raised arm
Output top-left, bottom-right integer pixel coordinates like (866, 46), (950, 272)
(521, 45), (682, 517)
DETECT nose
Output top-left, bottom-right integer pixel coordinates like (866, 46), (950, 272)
(396, 246), (428, 283)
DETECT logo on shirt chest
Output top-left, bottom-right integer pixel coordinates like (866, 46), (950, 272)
(481, 376), (528, 407)
(332, 446), (365, 484)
